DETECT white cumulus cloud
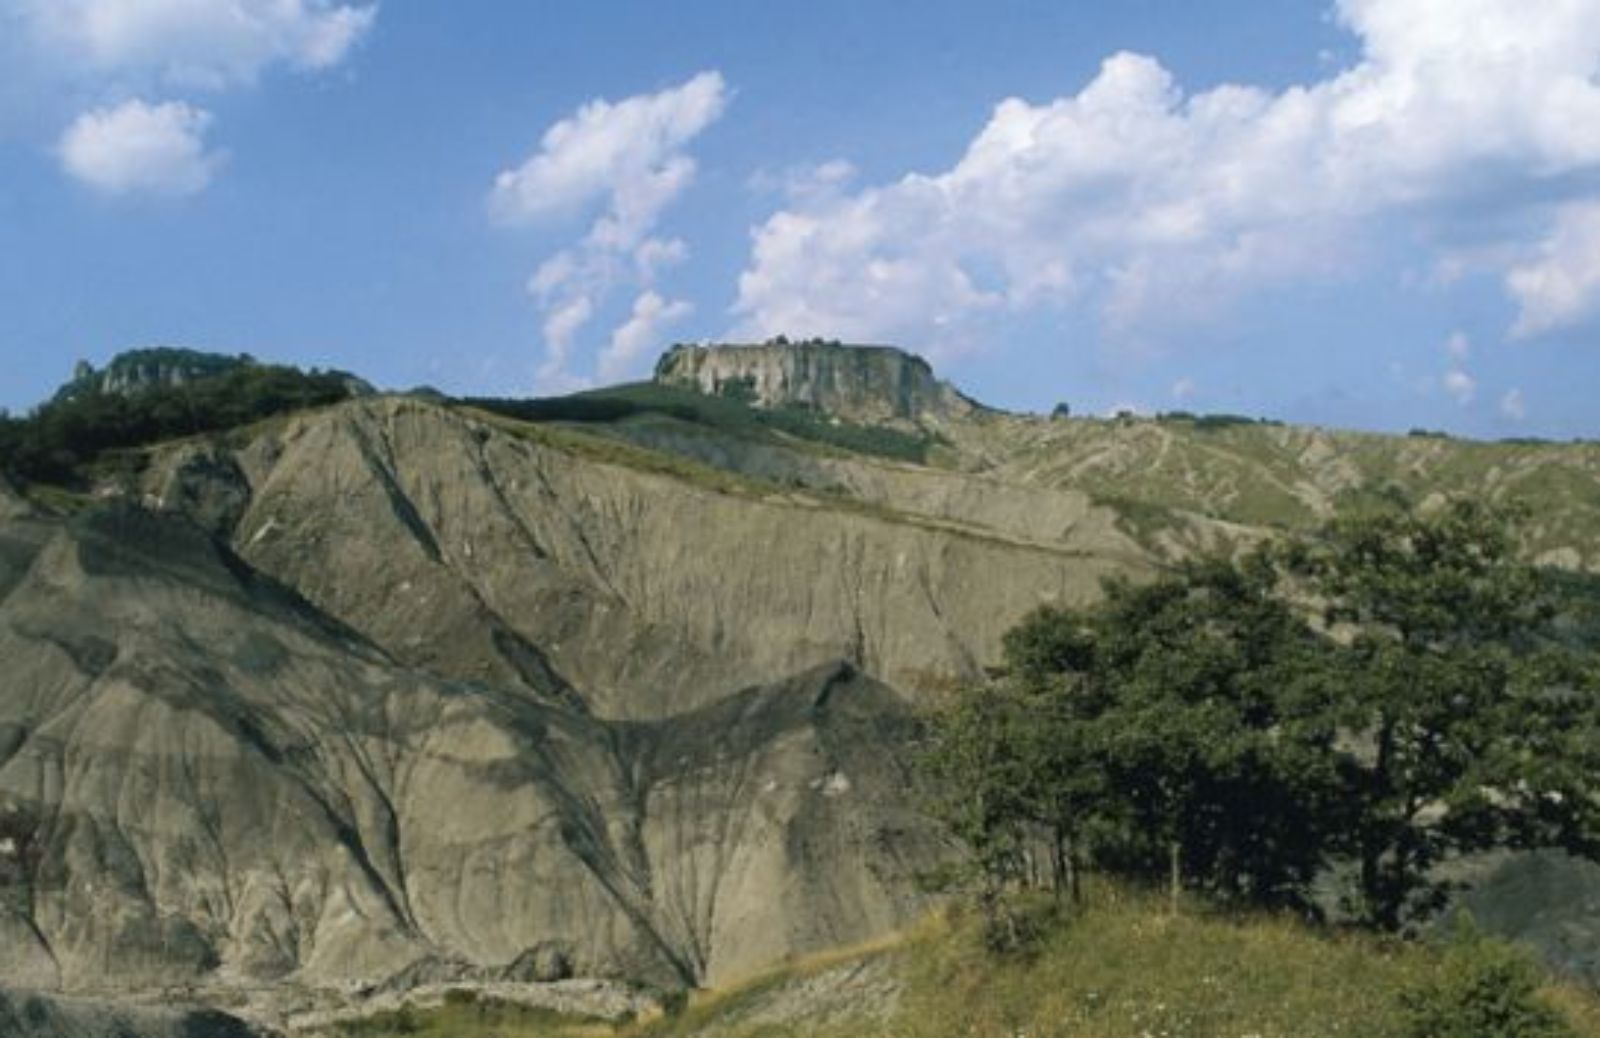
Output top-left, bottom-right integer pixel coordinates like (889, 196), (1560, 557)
(489, 70), (726, 236)
(600, 291), (693, 382)
(490, 71), (727, 391)
(1442, 369), (1476, 406)
(58, 98), (220, 195)
(633, 236), (689, 281)
(17, 0), (376, 88)
(1500, 388), (1527, 421)
(539, 295), (594, 375)
(733, 0), (1600, 350)
(1507, 202), (1600, 337)
(14, 0), (374, 194)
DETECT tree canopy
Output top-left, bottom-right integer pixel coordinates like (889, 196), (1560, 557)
(924, 500), (1600, 931)
(0, 362), (360, 486)
(1287, 501), (1600, 927)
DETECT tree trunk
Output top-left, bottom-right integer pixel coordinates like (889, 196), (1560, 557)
(1362, 715), (1396, 927)
(1050, 825), (1067, 902)
(1169, 839), (1182, 915)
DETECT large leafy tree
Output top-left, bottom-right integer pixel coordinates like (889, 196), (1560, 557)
(925, 555), (1342, 912)
(1075, 558), (1342, 910)
(925, 499), (1600, 931)
(1284, 500), (1600, 929)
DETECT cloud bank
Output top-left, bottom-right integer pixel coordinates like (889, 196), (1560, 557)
(734, 0), (1600, 350)
(19, 0), (375, 88)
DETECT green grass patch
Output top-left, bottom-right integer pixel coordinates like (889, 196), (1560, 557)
(629, 886), (1600, 1038)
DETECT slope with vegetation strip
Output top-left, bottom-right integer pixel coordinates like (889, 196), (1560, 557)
(323, 888), (1600, 1038)
(463, 380), (945, 465)
(958, 409), (1600, 565)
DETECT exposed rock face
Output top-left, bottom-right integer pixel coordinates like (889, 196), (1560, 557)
(227, 398), (1138, 717)
(0, 989), (256, 1038)
(0, 505), (948, 1002)
(57, 349), (254, 401)
(143, 446), (253, 536)
(654, 342), (979, 425)
(0, 393), (1148, 1005)
(55, 348), (375, 404)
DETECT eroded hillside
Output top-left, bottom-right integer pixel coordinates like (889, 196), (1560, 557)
(4, 343), (1600, 1032)
(0, 505), (944, 1028)
(146, 396), (1156, 717)
(950, 411), (1600, 568)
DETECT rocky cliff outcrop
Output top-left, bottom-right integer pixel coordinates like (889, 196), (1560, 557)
(54, 348), (374, 404)
(654, 342), (979, 425)
(55, 349), (254, 401)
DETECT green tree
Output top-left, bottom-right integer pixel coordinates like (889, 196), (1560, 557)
(926, 498), (1600, 937)
(925, 555), (1342, 914)
(1284, 500), (1600, 929)
(922, 602), (1115, 928)
(1079, 558), (1341, 911)
(921, 679), (1038, 897)
(0, 359), (358, 487)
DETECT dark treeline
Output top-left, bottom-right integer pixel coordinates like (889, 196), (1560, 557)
(1155, 410), (1286, 429)
(0, 364), (360, 485)
(466, 381), (940, 464)
(924, 500), (1600, 939)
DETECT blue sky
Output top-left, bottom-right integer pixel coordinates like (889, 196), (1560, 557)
(3, 1), (1600, 440)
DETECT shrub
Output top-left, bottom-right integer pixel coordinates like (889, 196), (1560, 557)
(977, 891), (1060, 958)
(1398, 921), (1574, 1038)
